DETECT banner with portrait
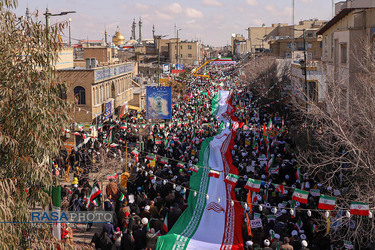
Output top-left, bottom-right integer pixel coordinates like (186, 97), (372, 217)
(146, 86), (172, 120)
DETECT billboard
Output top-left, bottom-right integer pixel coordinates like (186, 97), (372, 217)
(146, 86), (172, 120)
(175, 64), (183, 70)
(163, 64), (170, 74)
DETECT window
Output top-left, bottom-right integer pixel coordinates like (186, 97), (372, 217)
(74, 86), (86, 105)
(308, 81), (317, 102)
(341, 43), (347, 64)
(188, 53), (192, 58)
(180, 45), (182, 50)
(180, 54), (183, 58)
(287, 43), (291, 49)
(188, 45), (192, 49)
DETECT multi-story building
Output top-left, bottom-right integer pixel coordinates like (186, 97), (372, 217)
(269, 31), (323, 60)
(57, 62), (136, 124)
(317, 0), (375, 112)
(168, 39), (202, 65)
(231, 34), (250, 56)
(247, 20), (326, 53)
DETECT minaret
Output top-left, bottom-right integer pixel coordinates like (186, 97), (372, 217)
(132, 19), (136, 40)
(138, 17), (142, 42)
(105, 28), (108, 45)
(152, 24), (155, 39)
(25, 7), (31, 20)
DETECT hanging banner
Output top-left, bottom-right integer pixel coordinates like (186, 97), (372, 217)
(146, 86), (172, 120)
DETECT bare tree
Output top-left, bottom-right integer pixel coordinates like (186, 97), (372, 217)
(295, 35), (375, 247)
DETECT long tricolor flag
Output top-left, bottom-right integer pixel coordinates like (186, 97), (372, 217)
(318, 195), (336, 210)
(208, 169), (221, 178)
(350, 202), (369, 216)
(245, 178), (261, 192)
(292, 189), (309, 204)
(224, 173), (240, 186)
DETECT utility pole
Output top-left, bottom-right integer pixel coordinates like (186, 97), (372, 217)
(176, 29), (181, 66)
(156, 35), (168, 86)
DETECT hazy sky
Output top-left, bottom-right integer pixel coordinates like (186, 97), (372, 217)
(15, 0), (337, 46)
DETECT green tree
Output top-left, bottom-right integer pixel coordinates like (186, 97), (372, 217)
(0, 0), (71, 248)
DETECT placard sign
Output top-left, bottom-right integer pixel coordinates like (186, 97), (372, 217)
(250, 219), (263, 229)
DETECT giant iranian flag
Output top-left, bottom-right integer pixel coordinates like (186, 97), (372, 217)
(157, 91), (244, 249)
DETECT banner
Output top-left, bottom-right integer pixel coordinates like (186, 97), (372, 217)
(163, 64), (170, 74)
(146, 86), (172, 120)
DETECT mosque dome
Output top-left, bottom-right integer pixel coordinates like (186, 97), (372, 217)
(113, 30), (125, 45)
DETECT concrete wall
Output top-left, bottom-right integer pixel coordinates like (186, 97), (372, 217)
(55, 48), (74, 70)
(83, 47), (113, 64)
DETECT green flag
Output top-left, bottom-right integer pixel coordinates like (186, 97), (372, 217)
(52, 186), (61, 240)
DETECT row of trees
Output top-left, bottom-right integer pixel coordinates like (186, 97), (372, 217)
(0, 0), (72, 248)
(241, 38), (375, 247)
(293, 37), (375, 247)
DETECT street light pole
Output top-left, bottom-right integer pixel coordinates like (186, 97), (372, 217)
(294, 28), (310, 147)
(68, 18), (72, 47)
(156, 35), (168, 86)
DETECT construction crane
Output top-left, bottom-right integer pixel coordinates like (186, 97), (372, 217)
(192, 59), (216, 78)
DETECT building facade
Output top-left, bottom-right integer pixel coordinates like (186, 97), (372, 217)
(168, 39), (202, 65)
(247, 20), (326, 53)
(317, 3), (375, 112)
(58, 62), (136, 124)
(55, 48), (74, 70)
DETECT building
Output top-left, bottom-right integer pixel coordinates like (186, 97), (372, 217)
(247, 20), (326, 53)
(269, 31), (323, 60)
(55, 48), (74, 70)
(168, 39), (202, 65)
(317, 0), (375, 112)
(57, 62), (137, 124)
(290, 61), (325, 109)
(231, 34), (250, 56)
(112, 28), (126, 46)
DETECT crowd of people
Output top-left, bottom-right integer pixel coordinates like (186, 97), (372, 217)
(51, 62), (343, 249)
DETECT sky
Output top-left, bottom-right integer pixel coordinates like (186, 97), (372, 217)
(15, 0), (338, 47)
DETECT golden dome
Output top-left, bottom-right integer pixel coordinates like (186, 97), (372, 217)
(113, 31), (125, 45)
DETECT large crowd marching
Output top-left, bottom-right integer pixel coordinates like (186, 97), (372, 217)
(52, 62), (341, 250)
